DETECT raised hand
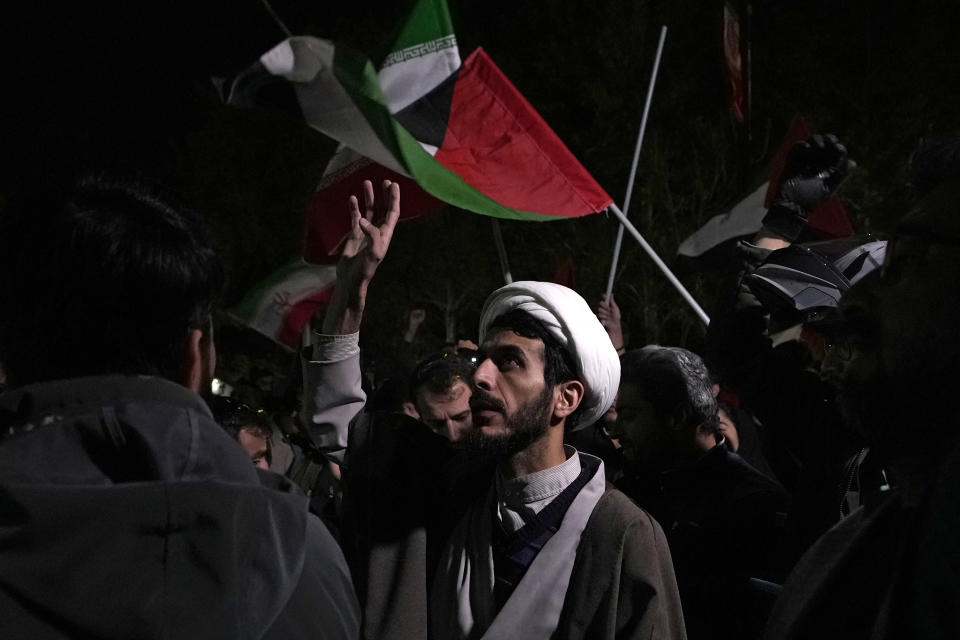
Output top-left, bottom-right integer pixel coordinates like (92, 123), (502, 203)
(777, 133), (853, 211)
(337, 179), (401, 286)
(597, 294), (625, 353)
(323, 179), (401, 335)
(763, 133), (854, 242)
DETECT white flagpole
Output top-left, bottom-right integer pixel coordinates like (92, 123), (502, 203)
(491, 219), (514, 284)
(608, 203), (710, 325)
(604, 25), (668, 300)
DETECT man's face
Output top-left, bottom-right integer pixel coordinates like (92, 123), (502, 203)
(467, 329), (556, 456)
(839, 192), (960, 445)
(610, 383), (683, 471)
(415, 379), (473, 442)
(238, 426), (270, 471)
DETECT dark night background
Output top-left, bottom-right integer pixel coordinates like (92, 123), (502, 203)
(2, 0), (959, 388)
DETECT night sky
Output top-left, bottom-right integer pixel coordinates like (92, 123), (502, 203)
(2, 0), (959, 352)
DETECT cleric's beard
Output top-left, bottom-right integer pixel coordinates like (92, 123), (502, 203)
(464, 385), (554, 458)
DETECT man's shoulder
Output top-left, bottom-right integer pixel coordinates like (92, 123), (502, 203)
(721, 448), (789, 506)
(583, 486), (669, 547)
(562, 487), (686, 640)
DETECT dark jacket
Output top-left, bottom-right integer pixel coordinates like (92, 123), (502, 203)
(619, 445), (789, 639)
(0, 375), (359, 640)
(765, 435), (960, 640)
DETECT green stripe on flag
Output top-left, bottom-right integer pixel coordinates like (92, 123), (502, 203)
(389, 0), (455, 52)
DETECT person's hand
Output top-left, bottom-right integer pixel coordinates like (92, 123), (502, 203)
(404, 309), (426, 343)
(597, 294), (625, 353)
(323, 179), (401, 334)
(717, 407), (740, 452)
(409, 309), (426, 330)
(337, 179), (401, 286)
(763, 134), (854, 241)
(778, 134), (852, 210)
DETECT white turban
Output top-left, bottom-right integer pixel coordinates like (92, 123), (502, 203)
(478, 281), (621, 430)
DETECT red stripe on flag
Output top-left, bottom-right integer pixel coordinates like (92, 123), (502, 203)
(764, 115), (813, 207)
(722, 3), (746, 123)
(806, 196), (855, 240)
(434, 48), (612, 218)
(277, 285), (337, 349)
(304, 162), (445, 264)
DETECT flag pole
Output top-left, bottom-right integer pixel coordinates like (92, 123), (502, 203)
(604, 25), (668, 301)
(608, 203), (710, 326)
(491, 219), (514, 284)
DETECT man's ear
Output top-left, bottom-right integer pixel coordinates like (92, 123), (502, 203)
(554, 380), (585, 420)
(401, 401), (421, 420)
(179, 328), (205, 393)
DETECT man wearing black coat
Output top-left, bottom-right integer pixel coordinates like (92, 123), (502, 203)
(612, 346), (789, 640)
(0, 176), (359, 639)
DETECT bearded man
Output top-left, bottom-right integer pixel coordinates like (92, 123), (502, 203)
(304, 180), (685, 640)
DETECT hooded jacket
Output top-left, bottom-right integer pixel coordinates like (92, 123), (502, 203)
(0, 375), (359, 640)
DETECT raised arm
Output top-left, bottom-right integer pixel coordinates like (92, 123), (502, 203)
(302, 180), (401, 464)
(597, 293), (626, 356)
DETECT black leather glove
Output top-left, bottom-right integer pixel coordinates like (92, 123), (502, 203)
(763, 134), (853, 241)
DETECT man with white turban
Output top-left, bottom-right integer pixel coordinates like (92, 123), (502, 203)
(303, 181), (685, 640)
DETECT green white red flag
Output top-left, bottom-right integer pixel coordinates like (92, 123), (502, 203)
(227, 0), (612, 263)
(231, 260), (336, 349)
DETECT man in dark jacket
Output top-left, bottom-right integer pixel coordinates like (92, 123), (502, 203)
(0, 176), (359, 639)
(612, 346), (789, 640)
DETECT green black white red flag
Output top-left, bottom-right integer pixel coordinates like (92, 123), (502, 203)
(227, 0), (612, 263)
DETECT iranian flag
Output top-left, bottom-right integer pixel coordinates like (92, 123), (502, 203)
(227, 0), (613, 263)
(231, 260), (337, 349)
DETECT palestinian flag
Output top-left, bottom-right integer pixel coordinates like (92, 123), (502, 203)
(231, 260), (337, 349)
(227, 0), (612, 263)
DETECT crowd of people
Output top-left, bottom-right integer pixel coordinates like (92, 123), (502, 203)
(0, 133), (958, 640)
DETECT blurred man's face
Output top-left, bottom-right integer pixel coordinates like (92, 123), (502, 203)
(610, 384), (663, 467)
(238, 426), (270, 470)
(839, 187), (960, 445)
(612, 382), (701, 473)
(468, 329), (555, 456)
(416, 379), (473, 442)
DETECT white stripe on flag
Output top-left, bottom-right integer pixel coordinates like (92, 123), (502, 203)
(379, 36), (460, 112)
(260, 37), (410, 176)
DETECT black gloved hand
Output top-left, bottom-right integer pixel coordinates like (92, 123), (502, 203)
(763, 134), (854, 241)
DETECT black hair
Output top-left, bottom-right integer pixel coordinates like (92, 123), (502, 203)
(368, 375), (414, 413)
(0, 174), (224, 386)
(620, 345), (720, 436)
(486, 308), (585, 430)
(409, 351), (475, 400)
(208, 395), (270, 441)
